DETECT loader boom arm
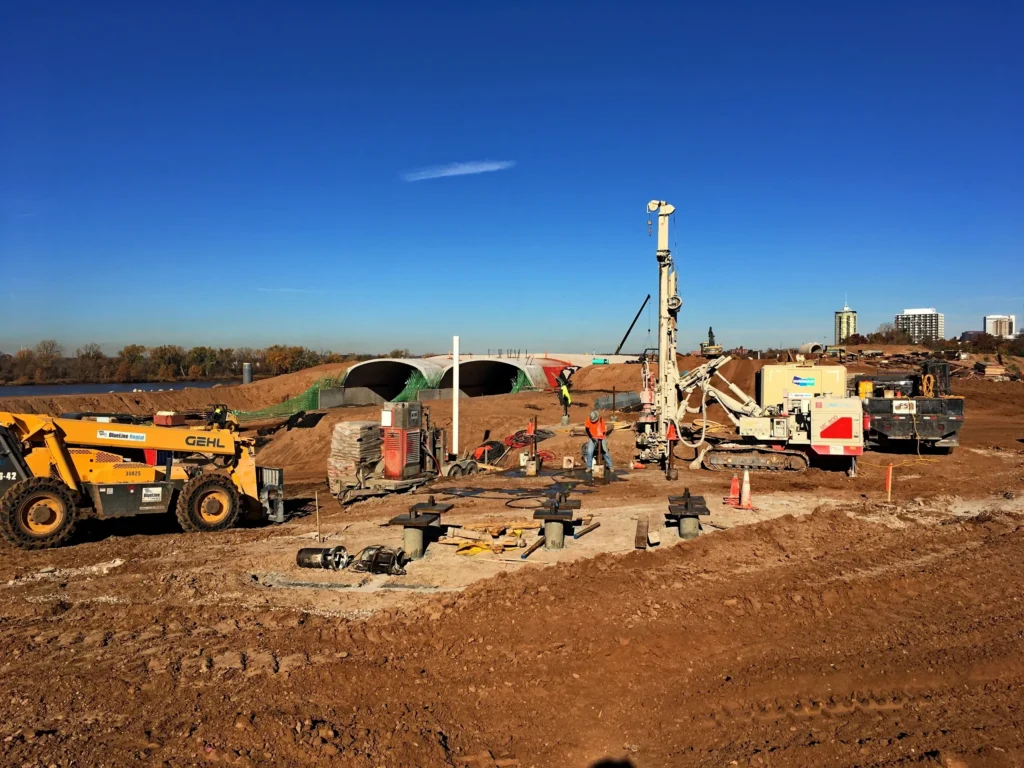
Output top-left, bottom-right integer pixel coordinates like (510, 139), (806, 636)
(1, 413), (240, 456)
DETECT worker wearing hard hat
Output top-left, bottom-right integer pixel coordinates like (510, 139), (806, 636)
(584, 410), (613, 472)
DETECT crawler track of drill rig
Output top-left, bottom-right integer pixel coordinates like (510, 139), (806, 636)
(701, 443), (810, 472)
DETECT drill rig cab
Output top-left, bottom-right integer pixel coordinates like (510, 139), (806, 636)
(0, 410), (284, 550)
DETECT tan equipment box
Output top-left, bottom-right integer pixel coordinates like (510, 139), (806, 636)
(759, 364), (847, 408)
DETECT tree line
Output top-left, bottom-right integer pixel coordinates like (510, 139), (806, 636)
(845, 322), (1024, 356)
(0, 342), (399, 386)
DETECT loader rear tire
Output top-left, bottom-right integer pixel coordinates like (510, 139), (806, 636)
(0, 477), (78, 550)
(176, 474), (241, 533)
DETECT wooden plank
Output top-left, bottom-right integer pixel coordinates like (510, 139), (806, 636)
(437, 536), (476, 546)
(462, 520), (542, 531)
(445, 527), (491, 542)
(634, 518), (649, 550)
(462, 523), (508, 535)
(647, 526), (661, 547)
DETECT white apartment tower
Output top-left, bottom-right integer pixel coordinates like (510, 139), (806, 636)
(895, 308), (945, 343)
(834, 303), (857, 344)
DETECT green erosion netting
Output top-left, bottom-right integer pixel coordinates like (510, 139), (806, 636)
(393, 370), (442, 402)
(231, 374), (344, 422)
(510, 369), (533, 394)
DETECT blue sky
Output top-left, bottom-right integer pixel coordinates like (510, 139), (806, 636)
(2, 1), (1022, 355)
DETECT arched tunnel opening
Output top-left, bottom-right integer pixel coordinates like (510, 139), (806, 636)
(438, 360), (525, 397)
(343, 361), (423, 402)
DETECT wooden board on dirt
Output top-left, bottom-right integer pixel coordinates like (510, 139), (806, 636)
(635, 518), (649, 550)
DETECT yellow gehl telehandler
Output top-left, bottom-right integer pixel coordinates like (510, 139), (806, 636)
(0, 408), (284, 550)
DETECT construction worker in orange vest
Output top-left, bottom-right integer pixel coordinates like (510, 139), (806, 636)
(584, 409), (613, 472)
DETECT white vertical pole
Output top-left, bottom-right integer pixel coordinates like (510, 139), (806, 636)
(452, 335), (460, 459)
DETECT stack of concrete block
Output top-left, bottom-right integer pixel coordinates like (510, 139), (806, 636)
(327, 421), (381, 495)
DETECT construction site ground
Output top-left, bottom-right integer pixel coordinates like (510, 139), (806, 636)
(1, 360), (1023, 767)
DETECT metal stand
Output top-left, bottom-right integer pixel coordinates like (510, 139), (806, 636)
(666, 488), (709, 540)
(532, 491), (581, 551)
(387, 496), (453, 560)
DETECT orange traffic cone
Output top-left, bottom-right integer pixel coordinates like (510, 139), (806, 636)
(723, 474), (740, 507)
(738, 469), (756, 510)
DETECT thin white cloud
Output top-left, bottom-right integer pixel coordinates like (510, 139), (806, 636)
(402, 160), (516, 182)
(256, 287), (327, 294)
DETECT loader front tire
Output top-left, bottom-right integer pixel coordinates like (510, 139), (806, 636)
(176, 474), (241, 533)
(0, 477), (78, 550)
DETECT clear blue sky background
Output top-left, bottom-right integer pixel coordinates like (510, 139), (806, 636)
(2, 1), (1022, 355)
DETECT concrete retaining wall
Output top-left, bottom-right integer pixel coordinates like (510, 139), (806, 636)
(318, 387), (387, 408)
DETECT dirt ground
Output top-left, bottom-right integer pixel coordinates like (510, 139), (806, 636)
(1, 363), (1023, 767)
(0, 362), (354, 417)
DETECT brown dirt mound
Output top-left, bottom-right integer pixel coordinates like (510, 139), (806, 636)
(0, 362), (355, 417)
(1, 507), (1022, 766)
(571, 356), (771, 394)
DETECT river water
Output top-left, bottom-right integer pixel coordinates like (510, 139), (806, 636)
(0, 380), (240, 398)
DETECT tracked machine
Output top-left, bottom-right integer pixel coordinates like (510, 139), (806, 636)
(0, 409), (284, 549)
(634, 200), (863, 474)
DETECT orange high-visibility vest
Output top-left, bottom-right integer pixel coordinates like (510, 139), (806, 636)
(584, 417), (606, 440)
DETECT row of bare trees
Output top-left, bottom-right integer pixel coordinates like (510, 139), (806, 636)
(0, 341), (379, 386)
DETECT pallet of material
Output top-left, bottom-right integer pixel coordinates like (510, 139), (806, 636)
(974, 361), (1007, 377)
(328, 421), (381, 480)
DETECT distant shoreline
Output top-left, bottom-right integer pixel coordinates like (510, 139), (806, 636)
(0, 376), (243, 389)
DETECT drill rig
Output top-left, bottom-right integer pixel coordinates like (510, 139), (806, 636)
(633, 201), (864, 473)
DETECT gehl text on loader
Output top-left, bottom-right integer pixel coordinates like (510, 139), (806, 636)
(0, 407), (284, 550)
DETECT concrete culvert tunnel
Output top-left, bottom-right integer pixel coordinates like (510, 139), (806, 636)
(342, 359), (443, 402)
(438, 360), (526, 397)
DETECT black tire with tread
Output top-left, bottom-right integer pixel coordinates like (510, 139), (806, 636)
(175, 474), (241, 533)
(0, 477), (78, 550)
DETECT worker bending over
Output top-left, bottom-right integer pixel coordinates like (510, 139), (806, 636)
(558, 379), (572, 418)
(584, 410), (613, 472)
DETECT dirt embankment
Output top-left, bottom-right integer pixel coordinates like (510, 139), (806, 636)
(0, 362), (354, 417)
(259, 365), (1024, 496)
(1, 507), (1023, 767)
(570, 357), (770, 394)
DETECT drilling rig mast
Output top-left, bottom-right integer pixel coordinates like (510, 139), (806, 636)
(634, 200), (684, 467)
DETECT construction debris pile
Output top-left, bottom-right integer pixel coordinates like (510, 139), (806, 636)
(327, 421), (381, 496)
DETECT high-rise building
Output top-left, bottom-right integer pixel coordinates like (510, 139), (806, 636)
(895, 308), (945, 343)
(834, 303), (857, 344)
(983, 314), (1016, 339)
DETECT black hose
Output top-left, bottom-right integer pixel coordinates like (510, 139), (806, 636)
(421, 434), (443, 474)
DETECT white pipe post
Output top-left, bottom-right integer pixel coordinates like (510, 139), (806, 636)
(452, 335), (460, 460)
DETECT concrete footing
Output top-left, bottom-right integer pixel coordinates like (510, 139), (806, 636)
(544, 520), (565, 550)
(678, 517), (700, 540)
(404, 527), (425, 559)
